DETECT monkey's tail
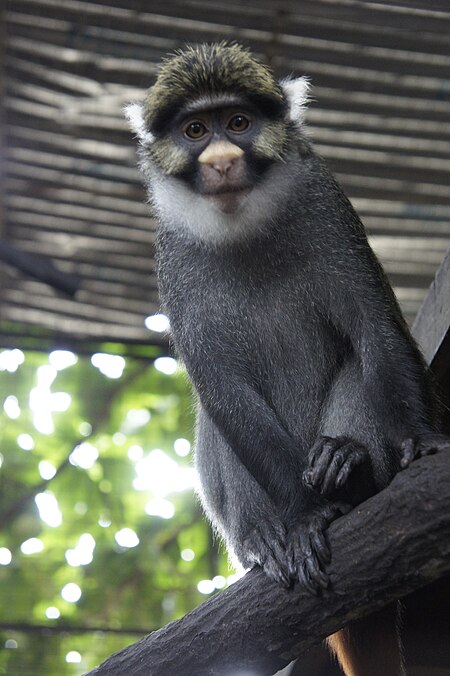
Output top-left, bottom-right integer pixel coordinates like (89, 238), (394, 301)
(326, 602), (405, 676)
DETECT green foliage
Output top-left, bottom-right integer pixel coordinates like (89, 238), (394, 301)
(0, 349), (231, 675)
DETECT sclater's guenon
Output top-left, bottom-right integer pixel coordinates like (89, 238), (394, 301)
(126, 42), (448, 676)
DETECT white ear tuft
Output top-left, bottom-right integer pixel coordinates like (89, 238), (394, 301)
(124, 102), (154, 144)
(280, 77), (310, 124)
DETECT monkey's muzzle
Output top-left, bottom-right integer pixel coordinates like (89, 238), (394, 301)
(198, 141), (249, 213)
(205, 189), (249, 214)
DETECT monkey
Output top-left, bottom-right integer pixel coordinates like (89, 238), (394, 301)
(126, 42), (449, 676)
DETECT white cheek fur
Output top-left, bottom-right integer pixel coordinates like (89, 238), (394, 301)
(147, 161), (296, 246)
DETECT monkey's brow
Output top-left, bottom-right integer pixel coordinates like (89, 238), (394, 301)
(181, 94), (247, 115)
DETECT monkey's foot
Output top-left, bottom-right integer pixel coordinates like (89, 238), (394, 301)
(303, 435), (375, 504)
(242, 518), (291, 588)
(400, 433), (450, 469)
(286, 505), (346, 595)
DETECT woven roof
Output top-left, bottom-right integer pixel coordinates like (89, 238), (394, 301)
(2, 0), (450, 356)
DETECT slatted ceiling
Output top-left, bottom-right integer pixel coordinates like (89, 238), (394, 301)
(10, 219), (154, 252)
(7, 286), (142, 325)
(33, 271), (151, 302)
(2, 1), (450, 355)
(309, 109), (450, 138)
(6, 191), (152, 226)
(8, 199), (155, 236)
(9, 6), (449, 82)
(5, 303), (158, 341)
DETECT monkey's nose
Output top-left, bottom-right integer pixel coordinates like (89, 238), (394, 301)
(198, 140), (244, 176)
(209, 156), (235, 176)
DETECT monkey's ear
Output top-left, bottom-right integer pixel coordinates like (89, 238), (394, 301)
(124, 102), (154, 144)
(280, 77), (310, 124)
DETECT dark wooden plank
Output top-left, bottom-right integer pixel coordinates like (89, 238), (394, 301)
(412, 247), (450, 388)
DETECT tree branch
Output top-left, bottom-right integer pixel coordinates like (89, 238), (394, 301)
(87, 448), (450, 676)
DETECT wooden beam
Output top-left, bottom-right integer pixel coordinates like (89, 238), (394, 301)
(86, 450), (450, 675)
(412, 247), (450, 411)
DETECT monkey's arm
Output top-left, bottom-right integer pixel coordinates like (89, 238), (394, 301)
(186, 352), (303, 502)
(318, 180), (440, 459)
(185, 341), (355, 594)
(300, 164), (446, 498)
(303, 246), (448, 501)
(347, 289), (449, 468)
(306, 169), (432, 428)
(157, 231), (308, 504)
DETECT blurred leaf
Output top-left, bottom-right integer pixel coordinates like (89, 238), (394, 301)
(0, 350), (231, 674)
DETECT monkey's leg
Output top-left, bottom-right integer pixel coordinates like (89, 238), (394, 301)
(326, 603), (405, 676)
(195, 408), (292, 586)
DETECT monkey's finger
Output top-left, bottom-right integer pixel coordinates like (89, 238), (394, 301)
(308, 436), (338, 469)
(263, 555), (291, 588)
(265, 537), (289, 578)
(286, 547), (297, 579)
(416, 433), (450, 456)
(258, 520), (287, 550)
(321, 452), (349, 494)
(400, 438), (415, 468)
(400, 434), (450, 469)
(298, 561), (320, 595)
(326, 500), (353, 526)
(335, 452), (362, 489)
(335, 465), (352, 490)
(310, 527), (331, 566)
(305, 439), (337, 487)
(261, 526), (292, 584)
(287, 528), (312, 580)
(303, 545), (329, 592)
(307, 436), (329, 466)
(303, 463), (327, 489)
(286, 531), (303, 578)
(298, 527), (329, 589)
(329, 501), (353, 518)
(247, 541), (291, 588)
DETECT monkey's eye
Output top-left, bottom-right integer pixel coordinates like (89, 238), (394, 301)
(227, 114), (251, 133)
(184, 121), (208, 140)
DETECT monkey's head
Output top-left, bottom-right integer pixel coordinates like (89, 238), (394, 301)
(126, 43), (309, 244)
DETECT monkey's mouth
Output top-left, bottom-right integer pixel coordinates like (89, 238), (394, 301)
(204, 189), (250, 214)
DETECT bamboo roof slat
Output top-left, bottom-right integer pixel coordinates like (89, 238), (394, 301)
(2, 0), (449, 351)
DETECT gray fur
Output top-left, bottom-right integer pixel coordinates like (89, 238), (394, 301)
(127, 43), (445, 676)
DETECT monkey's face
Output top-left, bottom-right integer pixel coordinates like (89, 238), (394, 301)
(126, 43), (310, 244)
(176, 106), (256, 215)
(156, 102), (285, 215)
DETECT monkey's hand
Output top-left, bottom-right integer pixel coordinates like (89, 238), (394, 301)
(400, 433), (450, 469)
(241, 518), (291, 588)
(286, 504), (349, 595)
(303, 436), (377, 505)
